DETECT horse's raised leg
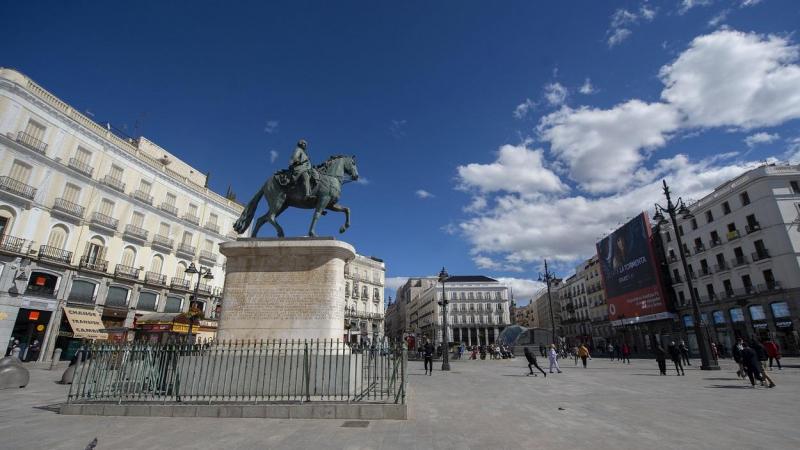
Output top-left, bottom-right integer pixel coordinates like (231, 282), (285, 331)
(268, 203), (289, 238)
(308, 195), (331, 237)
(326, 202), (350, 234)
(252, 213), (269, 237)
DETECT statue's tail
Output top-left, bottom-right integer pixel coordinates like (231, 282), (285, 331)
(233, 187), (262, 234)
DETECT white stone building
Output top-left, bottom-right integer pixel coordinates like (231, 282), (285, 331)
(343, 254), (385, 345)
(0, 68), (243, 361)
(659, 164), (800, 354)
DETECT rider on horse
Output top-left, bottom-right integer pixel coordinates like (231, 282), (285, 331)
(289, 139), (314, 198)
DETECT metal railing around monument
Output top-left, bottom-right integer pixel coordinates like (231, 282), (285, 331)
(66, 340), (406, 405)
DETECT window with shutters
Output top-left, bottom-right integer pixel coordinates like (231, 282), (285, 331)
(131, 212), (145, 228)
(204, 239), (214, 251)
(99, 199), (115, 216)
(9, 160), (32, 183)
(63, 183), (81, 204)
(164, 296), (183, 313)
(175, 262), (187, 279)
(158, 222), (170, 237)
(182, 231), (193, 245)
(138, 180), (152, 194)
(105, 286), (130, 307)
(136, 292), (158, 311)
(208, 213), (218, 225)
(165, 192), (176, 205)
(82, 238), (107, 270)
(150, 255), (164, 273)
(24, 120), (46, 141)
(47, 226), (68, 249)
(68, 280), (97, 304)
(189, 204), (198, 216)
(120, 246), (136, 267)
(75, 146), (92, 164)
(109, 165), (124, 180)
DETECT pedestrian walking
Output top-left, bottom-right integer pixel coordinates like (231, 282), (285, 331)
(548, 344), (562, 374)
(740, 341), (771, 388)
(423, 340), (434, 375)
(679, 340), (691, 366)
(607, 343), (614, 361)
(733, 338), (746, 379)
(572, 345), (579, 366)
(654, 344), (668, 375)
(622, 343), (631, 364)
(26, 339), (41, 362)
(668, 341), (685, 376)
(751, 339), (776, 388)
(539, 344), (546, 357)
(763, 339), (782, 370)
(578, 344), (591, 368)
(524, 347), (546, 377)
(710, 342), (719, 361)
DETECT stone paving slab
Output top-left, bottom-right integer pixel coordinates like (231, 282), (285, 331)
(1, 357), (799, 449)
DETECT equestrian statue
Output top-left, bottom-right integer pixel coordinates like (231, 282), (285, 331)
(232, 139), (359, 237)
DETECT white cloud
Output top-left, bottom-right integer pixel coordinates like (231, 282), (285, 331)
(457, 144), (567, 196)
(679, 0), (712, 15)
(740, 0), (762, 6)
(264, 120), (279, 134)
(744, 132), (779, 147)
(415, 189), (434, 199)
(537, 100), (681, 193)
(544, 82), (568, 106)
(495, 278), (547, 300)
(390, 119), (407, 139)
(607, 4), (657, 48)
(463, 196), (488, 213)
(660, 30), (800, 129)
(472, 255), (524, 273)
(269, 149), (279, 163)
(708, 9), (730, 27)
(458, 154), (761, 265)
(355, 177), (370, 185)
(608, 28), (632, 47)
(513, 98), (536, 119)
(786, 137), (800, 163)
(579, 78), (595, 95)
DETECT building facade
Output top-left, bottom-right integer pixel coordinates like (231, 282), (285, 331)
(659, 164), (800, 354)
(343, 254), (385, 345)
(0, 68), (243, 361)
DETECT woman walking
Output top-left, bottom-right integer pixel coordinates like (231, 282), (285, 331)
(548, 344), (562, 374)
(654, 344), (668, 375)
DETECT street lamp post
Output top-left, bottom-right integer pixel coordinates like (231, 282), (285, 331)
(438, 267), (451, 371)
(653, 179), (720, 371)
(184, 262), (214, 344)
(538, 259), (557, 345)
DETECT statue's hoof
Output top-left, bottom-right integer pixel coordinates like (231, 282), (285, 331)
(339, 227), (346, 234)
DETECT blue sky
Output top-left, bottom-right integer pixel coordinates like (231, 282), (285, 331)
(3, 1), (799, 301)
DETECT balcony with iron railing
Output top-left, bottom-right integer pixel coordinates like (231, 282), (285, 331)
(53, 198), (85, 219)
(132, 189), (154, 205)
(171, 277), (191, 291)
(183, 213), (200, 225)
(177, 243), (196, 257)
(159, 202), (178, 216)
(80, 255), (108, 273)
(199, 250), (217, 264)
(38, 245), (73, 264)
(756, 282), (782, 292)
(16, 130), (47, 154)
(694, 244), (706, 254)
(114, 264), (140, 280)
(671, 274), (683, 284)
(102, 175), (126, 192)
(90, 211), (118, 231)
(709, 238), (723, 248)
(726, 230), (741, 241)
(730, 255), (749, 267)
(123, 224), (148, 241)
(197, 283), (213, 295)
(751, 249), (770, 262)
(699, 266), (712, 277)
(714, 262), (729, 272)
(0, 235), (26, 254)
(68, 157), (94, 177)
(144, 271), (167, 286)
(745, 223), (762, 234)
(0, 176), (37, 200)
(204, 222), (220, 234)
(152, 234), (174, 251)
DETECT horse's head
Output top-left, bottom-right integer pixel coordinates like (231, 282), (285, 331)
(344, 155), (359, 181)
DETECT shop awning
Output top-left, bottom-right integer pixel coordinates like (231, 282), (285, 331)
(63, 306), (108, 340)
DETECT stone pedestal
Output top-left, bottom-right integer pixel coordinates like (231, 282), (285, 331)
(217, 238), (355, 342)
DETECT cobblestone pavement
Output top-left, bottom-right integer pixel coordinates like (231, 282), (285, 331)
(1, 356), (798, 449)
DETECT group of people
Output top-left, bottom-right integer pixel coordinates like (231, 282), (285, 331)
(731, 337), (780, 388)
(457, 343), (514, 360)
(5, 338), (41, 362)
(653, 341), (691, 376)
(523, 343), (590, 376)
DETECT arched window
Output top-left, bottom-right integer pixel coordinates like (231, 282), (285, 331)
(362, 285), (369, 299)
(164, 295), (183, 313)
(136, 292), (158, 311)
(150, 254), (164, 273)
(105, 286), (130, 307)
(120, 246), (136, 267)
(0, 205), (17, 239)
(175, 261), (187, 279)
(46, 225), (69, 249)
(68, 280), (97, 304)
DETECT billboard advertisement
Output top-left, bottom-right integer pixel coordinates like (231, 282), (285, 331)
(597, 212), (667, 321)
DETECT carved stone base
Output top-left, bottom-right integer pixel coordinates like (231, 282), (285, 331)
(217, 238), (355, 342)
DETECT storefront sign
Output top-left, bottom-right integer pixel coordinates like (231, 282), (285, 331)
(63, 306), (108, 340)
(776, 320), (793, 330)
(752, 322), (768, 330)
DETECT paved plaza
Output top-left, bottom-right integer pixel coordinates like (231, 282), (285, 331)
(1, 356), (799, 449)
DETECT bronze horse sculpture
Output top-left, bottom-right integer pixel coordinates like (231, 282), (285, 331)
(233, 155), (359, 237)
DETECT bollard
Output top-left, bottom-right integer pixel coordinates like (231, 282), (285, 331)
(50, 349), (62, 370)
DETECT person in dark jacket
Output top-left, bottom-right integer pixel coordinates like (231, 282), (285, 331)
(740, 342), (765, 387)
(524, 347), (546, 377)
(750, 339), (776, 387)
(668, 341), (685, 376)
(423, 340), (434, 375)
(679, 340), (691, 366)
(654, 344), (668, 375)
(732, 338), (745, 378)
